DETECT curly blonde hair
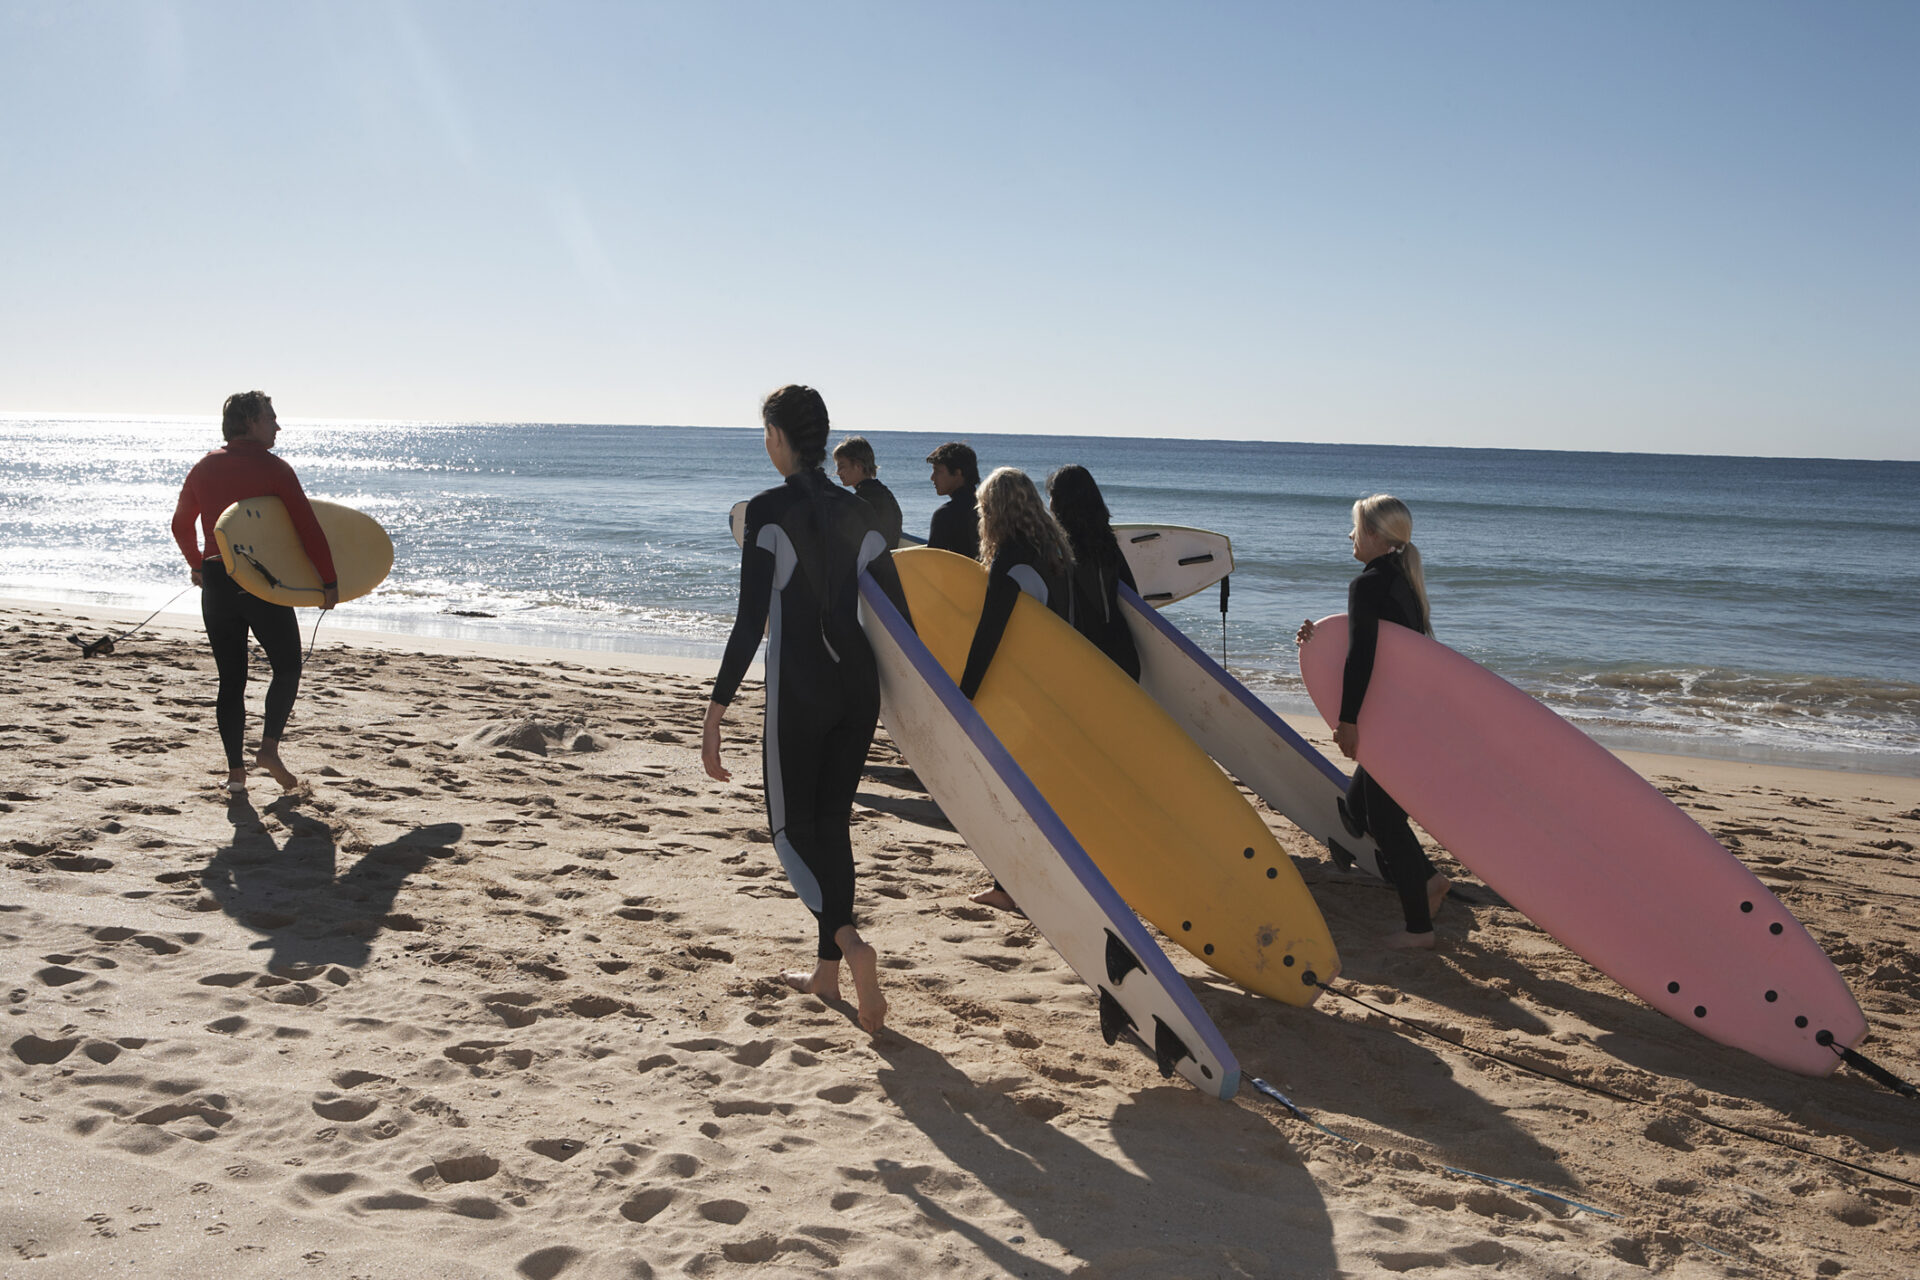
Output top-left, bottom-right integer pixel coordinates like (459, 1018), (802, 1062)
(977, 467), (1073, 579)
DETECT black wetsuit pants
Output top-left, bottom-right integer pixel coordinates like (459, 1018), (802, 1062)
(200, 560), (303, 770)
(1347, 767), (1440, 933)
(767, 682), (879, 962)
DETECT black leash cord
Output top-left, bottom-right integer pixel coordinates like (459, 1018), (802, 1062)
(68, 586), (193, 656)
(1313, 978), (1920, 1195)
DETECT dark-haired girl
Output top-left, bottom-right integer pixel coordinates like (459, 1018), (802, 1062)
(1046, 464), (1140, 681)
(1297, 494), (1451, 948)
(702, 385), (912, 1030)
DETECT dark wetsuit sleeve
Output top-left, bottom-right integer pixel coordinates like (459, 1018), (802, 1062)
(1116, 553), (1137, 592)
(959, 564), (1021, 701)
(1340, 568), (1389, 725)
(711, 528), (774, 707)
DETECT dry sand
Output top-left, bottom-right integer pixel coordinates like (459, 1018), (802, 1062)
(3, 599), (1917, 1279)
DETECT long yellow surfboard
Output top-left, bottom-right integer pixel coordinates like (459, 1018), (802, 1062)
(214, 496), (393, 607)
(895, 547), (1338, 1004)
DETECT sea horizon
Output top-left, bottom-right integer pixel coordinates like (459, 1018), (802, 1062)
(5, 415), (1916, 777)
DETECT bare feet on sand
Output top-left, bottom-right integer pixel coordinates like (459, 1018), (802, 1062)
(254, 740), (303, 792)
(1382, 929), (1436, 950)
(969, 887), (1018, 913)
(1427, 874), (1452, 917)
(783, 926), (887, 1033)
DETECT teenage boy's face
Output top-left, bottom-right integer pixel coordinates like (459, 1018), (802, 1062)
(835, 458), (863, 488)
(930, 463), (963, 496)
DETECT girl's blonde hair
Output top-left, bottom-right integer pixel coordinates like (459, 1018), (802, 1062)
(1353, 494), (1431, 632)
(977, 467), (1073, 579)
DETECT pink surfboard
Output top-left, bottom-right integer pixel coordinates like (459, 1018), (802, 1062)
(1298, 615), (1865, 1077)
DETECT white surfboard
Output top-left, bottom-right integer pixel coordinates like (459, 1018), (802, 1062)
(858, 572), (1240, 1098)
(1114, 525), (1233, 607)
(1121, 584), (1386, 879)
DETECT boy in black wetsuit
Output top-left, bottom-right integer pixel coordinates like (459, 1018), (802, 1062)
(924, 441), (980, 559)
(702, 386), (913, 1032)
(832, 435), (904, 550)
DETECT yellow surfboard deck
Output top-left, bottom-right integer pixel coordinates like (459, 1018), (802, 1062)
(214, 496), (393, 607)
(895, 547), (1338, 1004)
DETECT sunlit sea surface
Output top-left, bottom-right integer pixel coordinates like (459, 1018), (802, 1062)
(4, 416), (1916, 775)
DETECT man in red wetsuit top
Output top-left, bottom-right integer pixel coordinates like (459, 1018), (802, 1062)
(170, 391), (338, 793)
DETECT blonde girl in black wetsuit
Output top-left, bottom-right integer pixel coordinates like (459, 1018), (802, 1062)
(956, 466), (1073, 912)
(1296, 494), (1452, 949)
(701, 386), (913, 1031)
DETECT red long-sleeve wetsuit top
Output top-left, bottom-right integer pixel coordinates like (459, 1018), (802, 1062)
(171, 439), (338, 586)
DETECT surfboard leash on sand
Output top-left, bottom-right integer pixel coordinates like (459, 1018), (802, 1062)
(1311, 978), (1920, 1196)
(67, 587), (193, 658)
(1246, 1076), (1622, 1220)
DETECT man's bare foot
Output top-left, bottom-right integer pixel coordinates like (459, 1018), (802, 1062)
(969, 887), (1018, 913)
(225, 767), (248, 793)
(783, 960), (841, 1001)
(255, 741), (302, 792)
(1382, 929), (1436, 950)
(835, 927), (887, 1034)
(1427, 874), (1452, 916)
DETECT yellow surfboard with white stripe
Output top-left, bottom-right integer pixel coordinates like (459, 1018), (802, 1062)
(895, 547), (1338, 1005)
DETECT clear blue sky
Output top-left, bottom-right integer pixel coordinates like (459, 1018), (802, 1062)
(3, 1), (1914, 458)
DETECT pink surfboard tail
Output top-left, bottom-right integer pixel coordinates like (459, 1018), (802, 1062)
(1298, 614), (1865, 1078)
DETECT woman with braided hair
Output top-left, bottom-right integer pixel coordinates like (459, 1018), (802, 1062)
(702, 385), (912, 1031)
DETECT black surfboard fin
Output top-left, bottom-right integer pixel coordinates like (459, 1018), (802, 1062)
(1327, 840), (1357, 873)
(1152, 1017), (1193, 1078)
(1097, 987), (1136, 1047)
(1104, 929), (1144, 986)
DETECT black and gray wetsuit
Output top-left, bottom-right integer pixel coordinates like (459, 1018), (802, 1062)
(1340, 549), (1442, 932)
(712, 469), (912, 961)
(958, 534), (1070, 701)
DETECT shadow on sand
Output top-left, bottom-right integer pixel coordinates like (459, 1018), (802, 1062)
(199, 791), (460, 971)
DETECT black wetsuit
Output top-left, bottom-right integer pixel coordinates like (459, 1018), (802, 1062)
(853, 477), (904, 550)
(1065, 549), (1141, 682)
(927, 489), (980, 559)
(200, 560), (303, 770)
(712, 469), (912, 962)
(958, 535), (1070, 699)
(1340, 550), (1441, 932)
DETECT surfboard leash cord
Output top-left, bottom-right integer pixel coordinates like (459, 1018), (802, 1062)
(1310, 977), (1920, 1196)
(67, 586), (194, 658)
(1247, 1076), (1622, 1221)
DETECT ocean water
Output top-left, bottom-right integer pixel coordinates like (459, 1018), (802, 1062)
(3, 416), (1916, 775)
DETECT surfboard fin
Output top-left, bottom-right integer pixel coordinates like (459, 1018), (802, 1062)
(1152, 1017), (1193, 1078)
(68, 633), (115, 658)
(1097, 987), (1136, 1047)
(1327, 840), (1357, 873)
(1104, 929), (1144, 986)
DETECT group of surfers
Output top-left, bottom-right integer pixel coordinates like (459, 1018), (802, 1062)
(170, 387), (1449, 1038)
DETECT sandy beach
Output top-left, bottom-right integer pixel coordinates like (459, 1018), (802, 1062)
(3, 597), (1916, 1280)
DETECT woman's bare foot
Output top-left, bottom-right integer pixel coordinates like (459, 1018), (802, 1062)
(783, 959), (841, 1000)
(969, 887), (1018, 913)
(255, 740), (302, 792)
(1382, 929), (1436, 950)
(835, 927), (887, 1034)
(225, 767), (248, 793)
(1427, 874), (1452, 916)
